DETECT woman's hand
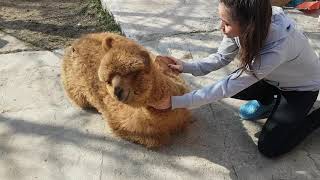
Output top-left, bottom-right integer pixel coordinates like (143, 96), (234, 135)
(157, 56), (183, 73)
(147, 96), (172, 110)
(167, 56), (183, 72)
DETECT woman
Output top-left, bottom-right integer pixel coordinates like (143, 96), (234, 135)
(149, 0), (320, 158)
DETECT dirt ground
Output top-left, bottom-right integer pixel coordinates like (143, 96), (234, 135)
(0, 0), (120, 50)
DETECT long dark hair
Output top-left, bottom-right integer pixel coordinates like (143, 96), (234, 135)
(220, 0), (272, 74)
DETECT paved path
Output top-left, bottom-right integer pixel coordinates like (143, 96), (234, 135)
(1, 1), (320, 179)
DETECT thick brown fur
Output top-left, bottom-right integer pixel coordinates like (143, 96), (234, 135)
(61, 32), (192, 148)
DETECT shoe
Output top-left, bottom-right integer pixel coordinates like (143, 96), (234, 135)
(239, 100), (274, 120)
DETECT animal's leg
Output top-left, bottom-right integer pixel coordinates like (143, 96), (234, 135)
(63, 85), (94, 110)
(114, 129), (171, 148)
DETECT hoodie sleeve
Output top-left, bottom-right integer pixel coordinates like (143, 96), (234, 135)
(172, 48), (286, 109)
(182, 36), (239, 76)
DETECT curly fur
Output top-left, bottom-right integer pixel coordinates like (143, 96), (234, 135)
(61, 32), (191, 148)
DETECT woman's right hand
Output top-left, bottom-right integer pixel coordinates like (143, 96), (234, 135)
(166, 56), (183, 73)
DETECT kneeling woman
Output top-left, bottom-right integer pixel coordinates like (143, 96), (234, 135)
(149, 0), (320, 158)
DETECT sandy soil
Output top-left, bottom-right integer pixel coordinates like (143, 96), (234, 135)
(0, 0), (120, 50)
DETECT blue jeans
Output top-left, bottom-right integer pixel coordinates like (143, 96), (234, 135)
(232, 80), (320, 158)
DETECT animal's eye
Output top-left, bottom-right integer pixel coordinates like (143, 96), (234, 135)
(131, 72), (139, 77)
(129, 71), (141, 78)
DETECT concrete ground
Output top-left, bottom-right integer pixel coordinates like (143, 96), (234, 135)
(1, 0), (320, 179)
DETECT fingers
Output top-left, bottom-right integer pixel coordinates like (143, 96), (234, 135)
(168, 64), (177, 69)
(156, 55), (183, 72)
(168, 64), (182, 72)
(155, 56), (177, 66)
(147, 97), (172, 110)
(164, 56), (177, 65)
(167, 56), (179, 64)
(156, 55), (180, 64)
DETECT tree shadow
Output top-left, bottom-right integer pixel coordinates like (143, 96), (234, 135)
(0, 19), (97, 39)
(0, 110), (235, 179)
(0, 38), (8, 49)
(106, 0), (220, 41)
(2, 0), (320, 178)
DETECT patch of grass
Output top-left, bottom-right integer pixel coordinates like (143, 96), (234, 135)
(89, 0), (122, 33)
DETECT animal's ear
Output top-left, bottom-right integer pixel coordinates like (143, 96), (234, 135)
(102, 36), (114, 51)
(140, 50), (151, 67)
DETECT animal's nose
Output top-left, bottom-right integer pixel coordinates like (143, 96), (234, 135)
(114, 86), (124, 100)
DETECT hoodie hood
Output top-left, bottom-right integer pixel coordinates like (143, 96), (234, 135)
(264, 6), (296, 46)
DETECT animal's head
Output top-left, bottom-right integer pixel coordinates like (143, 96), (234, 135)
(98, 34), (154, 106)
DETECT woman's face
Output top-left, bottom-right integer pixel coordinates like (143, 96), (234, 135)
(218, 3), (241, 38)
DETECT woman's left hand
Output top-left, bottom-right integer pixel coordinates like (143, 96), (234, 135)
(148, 96), (172, 110)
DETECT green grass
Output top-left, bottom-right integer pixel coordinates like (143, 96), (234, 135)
(89, 0), (122, 33)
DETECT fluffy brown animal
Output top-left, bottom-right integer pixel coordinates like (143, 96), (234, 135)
(61, 32), (192, 147)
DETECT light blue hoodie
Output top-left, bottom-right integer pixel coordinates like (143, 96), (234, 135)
(171, 7), (320, 110)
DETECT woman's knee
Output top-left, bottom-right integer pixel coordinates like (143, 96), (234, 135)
(257, 140), (282, 158)
(257, 121), (290, 158)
